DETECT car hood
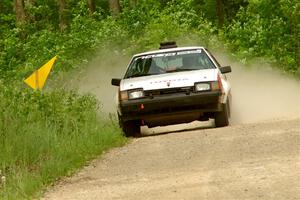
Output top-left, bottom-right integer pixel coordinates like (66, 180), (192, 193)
(120, 69), (218, 91)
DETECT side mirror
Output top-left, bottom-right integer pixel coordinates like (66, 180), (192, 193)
(111, 78), (121, 86)
(220, 66), (232, 74)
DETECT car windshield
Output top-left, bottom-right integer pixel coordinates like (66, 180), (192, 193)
(124, 49), (216, 78)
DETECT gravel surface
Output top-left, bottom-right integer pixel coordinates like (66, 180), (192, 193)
(43, 118), (300, 200)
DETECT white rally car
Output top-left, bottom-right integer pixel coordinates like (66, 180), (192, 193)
(111, 42), (232, 137)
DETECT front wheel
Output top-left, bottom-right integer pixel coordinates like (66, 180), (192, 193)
(118, 115), (141, 137)
(214, 102), (230, 127)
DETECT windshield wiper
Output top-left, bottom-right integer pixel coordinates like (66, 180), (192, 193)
(178, 68), (199, 71)
(166, 68), (199, 73)
(127, 73), (160, 78)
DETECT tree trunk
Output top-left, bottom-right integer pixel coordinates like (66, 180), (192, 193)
(216, 0), (224, 27)
(14, 0), (26, 25)
(108, 0), (121, 17)
(87, 0), (95, 15)
(0, 2), (4, 14)
(58, 0), (67, 31)
(129, 0), (137, 7)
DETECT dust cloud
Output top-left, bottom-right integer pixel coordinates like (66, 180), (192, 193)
(215, 52), (300, 124)
(69, 49), (131, 113)
(71, 47), (300, 125)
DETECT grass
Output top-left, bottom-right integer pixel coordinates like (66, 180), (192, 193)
(0, 84), (127, 199)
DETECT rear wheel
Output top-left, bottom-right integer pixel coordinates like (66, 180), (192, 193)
(118, 114), (141, 137)
(214, 102), (230, 127)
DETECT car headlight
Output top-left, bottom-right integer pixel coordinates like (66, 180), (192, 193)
(128, 89), (144, 99)
(195, 83), (210, 92)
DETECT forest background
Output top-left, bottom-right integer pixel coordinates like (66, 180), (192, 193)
(0, 0), (299, 199)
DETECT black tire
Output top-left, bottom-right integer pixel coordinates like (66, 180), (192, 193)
(122, 121), (141, 137)
(214, 102), (230, 127)
(118, 115), (141, 137)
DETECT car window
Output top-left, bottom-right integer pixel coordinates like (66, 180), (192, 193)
(124, 49), (216, 78)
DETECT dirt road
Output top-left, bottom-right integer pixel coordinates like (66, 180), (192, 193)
(43, 118), (300, 200)
(45, 49), (300, 199)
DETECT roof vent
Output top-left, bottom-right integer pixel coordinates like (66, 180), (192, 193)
(159, 41), (177, 49)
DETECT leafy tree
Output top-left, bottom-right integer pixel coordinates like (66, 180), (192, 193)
(224, 0), (299, 73)
(0, 0), (298, 79)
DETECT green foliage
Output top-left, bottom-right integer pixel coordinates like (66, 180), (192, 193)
(1, 0), (298, 78)
(119, 0), (215, 53)
(224, 0), (300, 74)
(0, 83), (126, 199)
(192, 0), (248, 25)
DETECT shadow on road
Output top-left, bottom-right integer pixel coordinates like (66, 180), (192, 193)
(141, 120), (215, 137)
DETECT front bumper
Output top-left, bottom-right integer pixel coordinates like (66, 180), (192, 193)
(120, 91), (222, 122)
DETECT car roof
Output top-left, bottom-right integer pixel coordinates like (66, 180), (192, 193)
(133, 46), (206, 57)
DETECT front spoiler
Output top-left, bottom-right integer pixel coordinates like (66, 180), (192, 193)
(120, 91), (222, 123)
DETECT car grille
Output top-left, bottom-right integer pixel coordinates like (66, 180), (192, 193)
(144, 87), (193, 97)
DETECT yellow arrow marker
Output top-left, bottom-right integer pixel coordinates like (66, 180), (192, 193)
(24, 56), (57, 90)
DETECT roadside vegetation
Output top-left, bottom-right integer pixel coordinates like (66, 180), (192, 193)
(0, 84), (126, 199)
(0, 0), (299, 199)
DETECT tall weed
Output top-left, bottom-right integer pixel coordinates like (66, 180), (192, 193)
(0, 83), (126, 199)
